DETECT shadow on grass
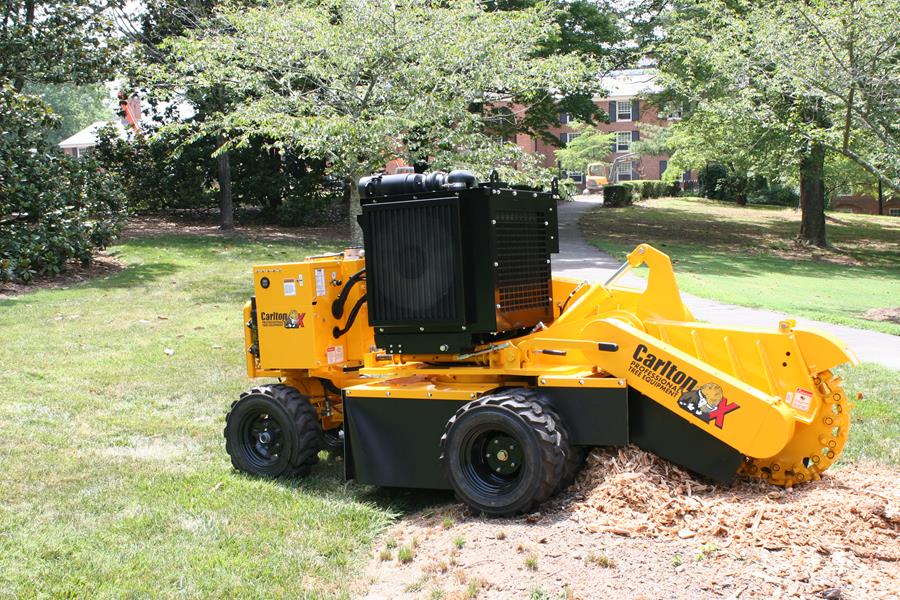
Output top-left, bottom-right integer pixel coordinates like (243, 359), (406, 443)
(274, 459), (455, 517)
(584, 203), (900, 279)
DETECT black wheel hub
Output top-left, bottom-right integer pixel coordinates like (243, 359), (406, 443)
(241, 412), (284, 467)
(461, 428), (525, 495)
(484, 435), (523, 476)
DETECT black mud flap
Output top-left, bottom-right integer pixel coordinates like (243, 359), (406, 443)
(342, 386), (631, 490)
(628, 390), (744, 483)
(343, 396), (467, 489)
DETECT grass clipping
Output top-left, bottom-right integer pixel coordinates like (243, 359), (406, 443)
(567, 446), (900, 562)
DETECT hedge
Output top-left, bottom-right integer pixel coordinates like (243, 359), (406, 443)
(603, 179), (674, 207)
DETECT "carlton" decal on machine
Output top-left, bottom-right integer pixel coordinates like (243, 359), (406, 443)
(630, 344), (740, 429)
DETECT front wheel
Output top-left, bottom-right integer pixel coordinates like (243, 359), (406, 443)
(440, 389), (569, 517)
(224, 384), (323, 478)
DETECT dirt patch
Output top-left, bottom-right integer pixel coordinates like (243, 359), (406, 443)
(359, 447), (899, 600)
(123, 215), (347, 244)
(862, 308), (900, 325)
(0, 253), (125, 299)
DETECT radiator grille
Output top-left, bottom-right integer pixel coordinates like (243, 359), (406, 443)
(367, 202), (462, 324)
(495, 210), (551, 313)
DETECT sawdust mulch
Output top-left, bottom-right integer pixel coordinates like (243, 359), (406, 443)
(359, 447), (899, 600)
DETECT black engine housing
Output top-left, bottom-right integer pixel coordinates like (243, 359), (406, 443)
(357, 172), (559, 354)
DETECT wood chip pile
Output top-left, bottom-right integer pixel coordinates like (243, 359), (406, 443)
(566, 446), (900, 562)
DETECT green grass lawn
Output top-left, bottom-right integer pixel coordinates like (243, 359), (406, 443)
(836, 363), (900, 466)
(0, 227), (895, 598)
(0, 233), (422, 599)
(581, 197), (900, 335)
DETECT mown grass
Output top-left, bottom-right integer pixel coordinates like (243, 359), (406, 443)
(837, 363), (900, 466)
(581, 197), (900, 334)
(0, 233), (417, 599)
(0, 226), (894, 598)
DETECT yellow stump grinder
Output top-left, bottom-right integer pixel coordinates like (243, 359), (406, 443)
(225, 171), (857, 516)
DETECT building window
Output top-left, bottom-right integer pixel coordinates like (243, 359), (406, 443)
(616, 161), (633, 181)
(617, 100), (632, 121)
(659, 160), (668, 175)
(890, 208), (900, 216)
(559, 113), (571, 125)
(560, 132), (580, 144)
(616, 131), (631, 152)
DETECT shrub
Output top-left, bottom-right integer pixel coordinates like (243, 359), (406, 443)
(95, 123), (342, 226)
(699, 163), (730, 200)
(0, 86), (126, 283)
(749, 182), (799, 207)
(626, 180), (671, 199)
(603, 184), (633, 207)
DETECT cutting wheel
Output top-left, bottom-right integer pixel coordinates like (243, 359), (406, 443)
(740, 370), (851, 487)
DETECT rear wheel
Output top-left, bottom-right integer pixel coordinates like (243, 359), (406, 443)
(440, 388), (569, 516)
(557, 445), (587, 493)
(224, 384), (323, 477)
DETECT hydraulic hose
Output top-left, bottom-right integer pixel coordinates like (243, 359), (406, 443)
(331, 268), (365, 319)
(332, 294), (367, 339)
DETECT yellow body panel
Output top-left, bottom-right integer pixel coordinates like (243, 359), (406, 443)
(245, 243), (855, 481)
(245, 251), (373, 373)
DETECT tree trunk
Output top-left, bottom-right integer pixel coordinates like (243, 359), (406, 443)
(734, 172), (747, 206)
(798, 141), (827, 247)
(217, 133), (234, 230)
(348, 176), (363, 246)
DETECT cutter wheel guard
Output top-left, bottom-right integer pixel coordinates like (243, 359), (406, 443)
(224, 170), (857, 516)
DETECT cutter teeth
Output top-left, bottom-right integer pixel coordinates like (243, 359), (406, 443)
(740, 369), (850, 487)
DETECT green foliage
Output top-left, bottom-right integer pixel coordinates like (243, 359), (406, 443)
(0, 0), (123, 90)
(94, 124), (343, 225)
(94, 124), (217, 213)
(483, 0), (626, 140)
(630, 180), (672, 200)
(602, 184), (633, 207)
(655, 0), (900, 197)
(698, 163), (730, 201)
(555, 122), (615, 172)
(748, 182), (799, 208)
(630, 122), (673, 158)
(0, 86), (125, 282)
(24, 82), (111, 145)
(147, 0), (598, 240)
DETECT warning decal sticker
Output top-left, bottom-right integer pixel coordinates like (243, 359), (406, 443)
(326, 345), (344, 364)
(314, 268), (326, 297)
(789, 388), (814, 411)
(283, 278), (296, 297)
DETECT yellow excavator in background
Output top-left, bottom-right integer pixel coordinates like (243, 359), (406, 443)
(224, 170), (855, 516)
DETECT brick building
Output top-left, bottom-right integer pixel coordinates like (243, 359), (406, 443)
(832, 194), (900, 216)
(512, 68), (685, 188)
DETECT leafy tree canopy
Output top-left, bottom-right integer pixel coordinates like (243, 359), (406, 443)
(554, 122), (614, 173)
(1, 0), (123, 91)
(149, 0), (599, 241)
(655, 0), (900, 194)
